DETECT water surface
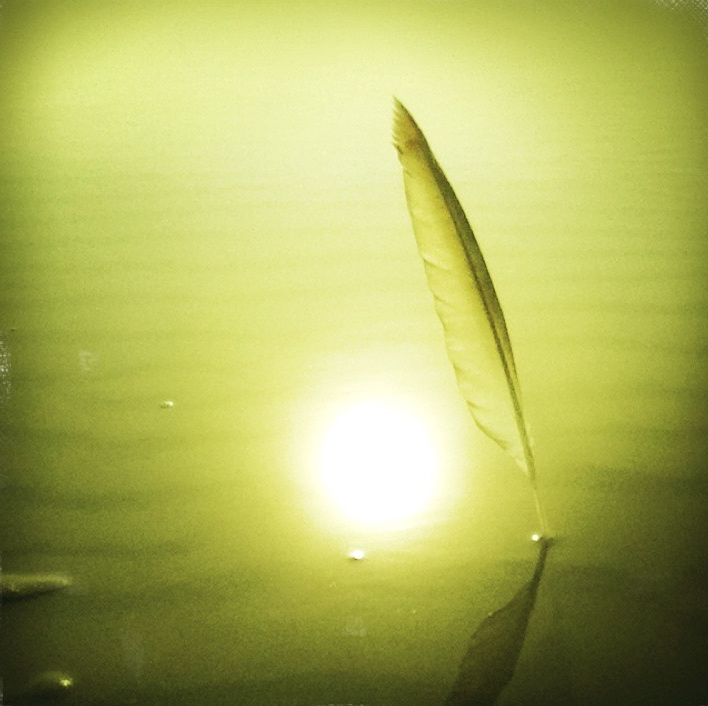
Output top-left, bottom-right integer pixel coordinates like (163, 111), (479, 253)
(1, 2), (707, 704)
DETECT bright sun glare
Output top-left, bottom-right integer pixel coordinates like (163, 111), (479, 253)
(319, 400), (439, 524)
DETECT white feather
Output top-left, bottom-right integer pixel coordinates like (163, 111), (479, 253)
(392, 99), (536, 485)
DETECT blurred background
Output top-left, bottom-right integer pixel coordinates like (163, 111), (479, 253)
(1, 1), (707, 704)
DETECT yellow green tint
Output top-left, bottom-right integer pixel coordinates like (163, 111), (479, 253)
(0, 0), (706, 703)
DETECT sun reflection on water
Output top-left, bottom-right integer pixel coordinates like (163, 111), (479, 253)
(318, 399), (440, 525)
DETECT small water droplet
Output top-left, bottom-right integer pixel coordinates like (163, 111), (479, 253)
(348, 549), (366, 561)
(159, 400), (174, 409)
(27, 671), (74, 698)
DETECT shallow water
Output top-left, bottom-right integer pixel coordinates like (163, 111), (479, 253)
(1, 2), (707, 704)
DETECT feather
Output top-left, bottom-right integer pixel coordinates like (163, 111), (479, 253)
(392, 101), (554, 702)
(392, 101), (534, 478)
